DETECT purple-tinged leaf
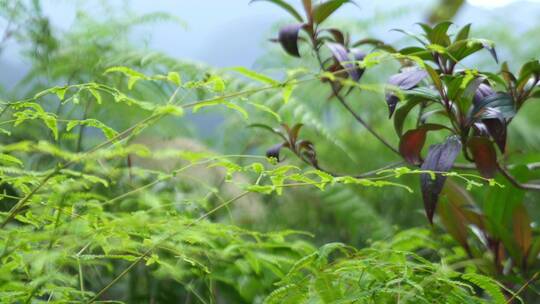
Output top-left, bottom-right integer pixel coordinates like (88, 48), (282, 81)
(468, 136), (498, 178)
(385, 68), (428, 117)
(278, 24), (306, 57)
(470, 92), (515, 122)
(482, 41), (498, 63)
(350, 48), (366, 80)
(250, 0), (304, 22)
(386, 95), (400, 118)
(420, 136), (462, 224)
(473, 83), (495, 105)
(389, 69), (429, 90)
(483, 118), (507, 153)
(266, 142), (287, 161)
(471, 85), (508, 152)
(325, 42), (362, 81)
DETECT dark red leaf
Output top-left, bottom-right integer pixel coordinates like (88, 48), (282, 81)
(468, 136), (498, 178)
(278, 24), (306, 57)
(420, 136), (462, 224)
(400, 129), (427, 165)
(302, 0), (313, 23)
(283, 123), (304, 146)
(320, 28), (345, 44)
(438, 181), (477, 252)
(399, 124), (446, 165)
(297, 139), (318, 167)
(513, 204), (532, 263)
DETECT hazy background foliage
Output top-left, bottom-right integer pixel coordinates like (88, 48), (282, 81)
(1, 0), (540, 303)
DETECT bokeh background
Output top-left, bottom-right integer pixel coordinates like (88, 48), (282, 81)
(3, 0), (540, 85)
(2, 1), (540, 302)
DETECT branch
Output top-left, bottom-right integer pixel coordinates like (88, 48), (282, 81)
(498, 164), (540, 191)
(333, 90), (400, 155)
(312, 44), (400, 156)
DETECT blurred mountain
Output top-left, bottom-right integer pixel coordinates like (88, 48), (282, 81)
(1, 0), (539, 90)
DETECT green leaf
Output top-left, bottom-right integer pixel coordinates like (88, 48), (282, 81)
(312, 0), (351, 24)
(462, 273), (506, 304)
(88, 88), (102, 104)
(206, 75), (226, 92)
(447, 38), (498, 63)
(0, 153), (23, 167)
(426, 21), (453, 46)
(393, 98), (422, 137)
(425, 64), (443, 93)
(282, 82), (295, 104)
(193, 99), (248, 119)
(248, 102), (282, 122)
(44, 116), (58, 140)
(517, 60), (540, 91)
(154, 104), (184, 117)
(230, 67), (279, 85)
(454, 23), (471, 42)
(224, 102), (249, 120)
(167, 71), (182, 86)
(51, 86), (68, 101)
(105, 66), (147, 78)
(66, 119), (118, 140)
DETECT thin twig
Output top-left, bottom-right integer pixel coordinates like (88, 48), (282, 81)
(498, 164), (540, 191)
(506, 272), (539, 303)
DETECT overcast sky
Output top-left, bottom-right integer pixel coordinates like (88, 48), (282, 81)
(1, 0), (539, 88)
